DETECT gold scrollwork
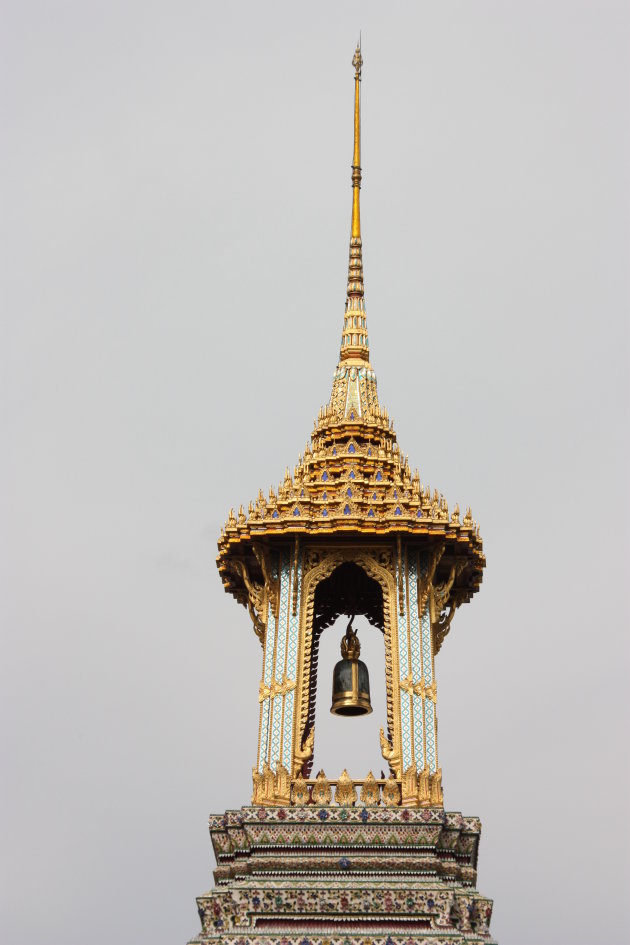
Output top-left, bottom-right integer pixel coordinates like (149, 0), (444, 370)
(291, 774), (309, 805)
(291, 727), (314, 778)
(433, 603), (459, 654)
(379, 726), (402, 779)
(311, 769), (332, 806)
(382, 774), (401, 807)
(431, 559), (465, 653)
(252, 543), (279, 621)
(335, 769), (357, 807)
(418, 765), (431, 807)
(292, 536), (300, 615)
(303, 548), (322, 574)
(360, 771), (380, 805)
(417, 543), (445, 614)
(401, 762), (418, 806)
(399, 674), (437, 701)
(231, 559), (267, 647)
(396, 535), (405, 615)
(400, 763), (444, 809)
(433, 559), (465, 612)
(252, 762), (291, 806)
(258, 673), (296, 703)
(233, 544), (286, 647)
(376, 549), (393, 569)
(430, 767), (444, 806)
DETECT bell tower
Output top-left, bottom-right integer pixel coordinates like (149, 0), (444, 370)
(189, 44), (497, 944)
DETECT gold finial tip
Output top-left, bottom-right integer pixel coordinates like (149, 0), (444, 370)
(353, 43), (363, 76)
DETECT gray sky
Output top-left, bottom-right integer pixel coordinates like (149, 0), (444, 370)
(2, 2), (629, 944)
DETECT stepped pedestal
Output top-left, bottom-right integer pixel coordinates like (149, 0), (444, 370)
(189, 806), (496, 944)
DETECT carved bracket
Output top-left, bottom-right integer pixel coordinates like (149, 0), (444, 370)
(231, 559), (267, 647)
(253, 543), (279, 621)
(431, 559), (466, 653)
(417, 543), (445, 617)
(292, 727), (314, 778)
(230, 545), (282, 647)
(433, 603), (459, 654)
(379, 726), (402, 779)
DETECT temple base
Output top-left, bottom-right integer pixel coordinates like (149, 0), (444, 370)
(188, 805), (496, 943)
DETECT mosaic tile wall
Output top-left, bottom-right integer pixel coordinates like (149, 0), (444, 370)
(396, 548), (437, 774)
(189, 807), (496, 944)
(257, 549), (302, 772)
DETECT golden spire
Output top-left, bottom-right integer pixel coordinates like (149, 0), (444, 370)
(351, 43), (362, 240)
(339, 41), (369, 363)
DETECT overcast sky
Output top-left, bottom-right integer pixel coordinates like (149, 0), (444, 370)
(2, 2), (629, 944)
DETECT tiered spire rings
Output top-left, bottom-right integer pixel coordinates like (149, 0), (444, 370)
(328, 42), (378, 420)
(340, 42), (368, 364)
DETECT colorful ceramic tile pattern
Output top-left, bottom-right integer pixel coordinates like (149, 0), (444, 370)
(282, 550), (301, 767)
(187, 806), (496, 944)
(258, 557), (279, 772)
(408, 552), (425, 769)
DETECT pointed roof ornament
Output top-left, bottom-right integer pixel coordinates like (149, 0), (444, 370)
(351, 41), (363, 242)
(339, 41), (369, 364)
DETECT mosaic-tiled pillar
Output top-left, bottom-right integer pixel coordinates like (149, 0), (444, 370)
(256, 546), (302, 773)
(396, 547), (438, 775)
(257, 556), (278, 773)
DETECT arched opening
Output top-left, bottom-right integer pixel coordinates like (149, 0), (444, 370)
(305, 562), (387, 779)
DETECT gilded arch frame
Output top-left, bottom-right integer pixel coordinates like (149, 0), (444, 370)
(291, 545), (402, 780)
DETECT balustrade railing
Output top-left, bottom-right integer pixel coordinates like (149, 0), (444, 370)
(291, 773), (401, 806)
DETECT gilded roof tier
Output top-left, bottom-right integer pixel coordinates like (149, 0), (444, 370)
(217, 44), (485, 611)
(217, 405), (485, 604)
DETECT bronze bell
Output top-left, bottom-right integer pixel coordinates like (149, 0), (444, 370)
(330, 618), (372, 716)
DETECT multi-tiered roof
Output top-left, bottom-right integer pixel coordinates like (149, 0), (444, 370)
(217, 44), (485, 626)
